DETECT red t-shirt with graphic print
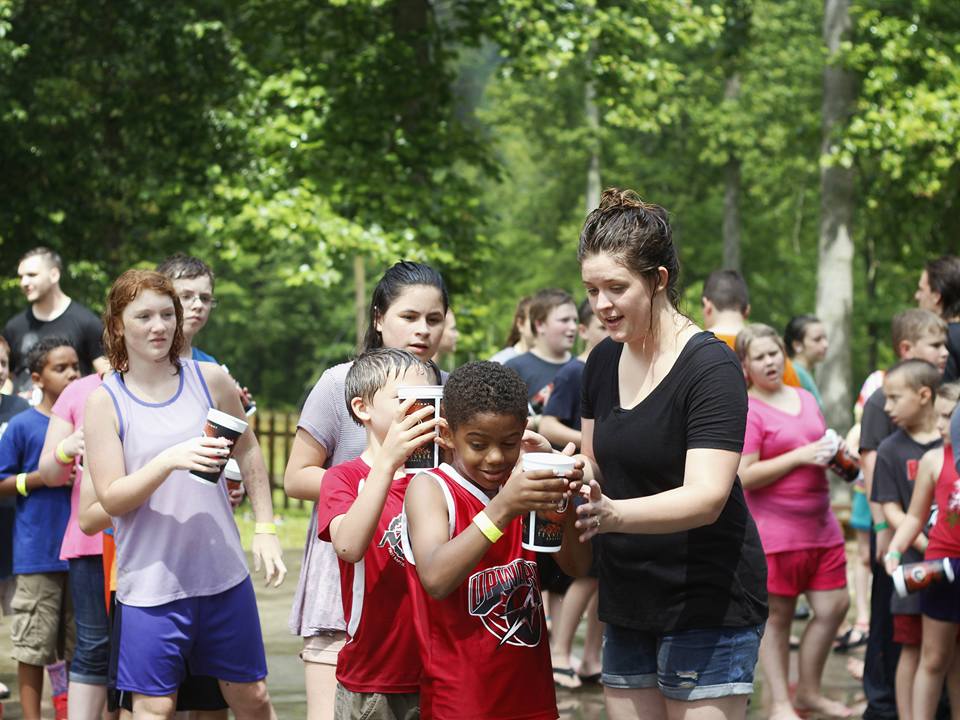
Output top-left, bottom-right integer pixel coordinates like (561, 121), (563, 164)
(317, 456), (420, 693)
(401, 463), (557, 720)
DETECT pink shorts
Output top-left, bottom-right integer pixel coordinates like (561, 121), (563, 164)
(766, 544), (847, 597)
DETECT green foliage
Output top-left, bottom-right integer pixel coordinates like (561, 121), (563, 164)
(1, 0), (959, 408)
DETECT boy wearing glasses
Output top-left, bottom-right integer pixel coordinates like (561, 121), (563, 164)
(156, 253), (221, 363)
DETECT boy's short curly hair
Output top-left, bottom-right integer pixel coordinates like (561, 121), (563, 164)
(443, 361), (529, 431)
(27, 336), (74, 375)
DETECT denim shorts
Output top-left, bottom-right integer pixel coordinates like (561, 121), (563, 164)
(601, 622), (765, 701)
(68, 556), (111, 684)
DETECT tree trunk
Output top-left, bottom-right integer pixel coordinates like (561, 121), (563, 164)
(585, 69), (601, 213)
(722, 73), (742, 272)
(816, 0), (857, 430)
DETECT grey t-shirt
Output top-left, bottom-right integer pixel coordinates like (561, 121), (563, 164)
(289, 362), (367, 635)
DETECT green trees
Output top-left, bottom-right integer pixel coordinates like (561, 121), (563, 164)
(0, 0), (957, 416)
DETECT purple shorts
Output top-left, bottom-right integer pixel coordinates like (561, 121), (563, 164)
(114, 577), (267, 697)
(921, 558), (960, 624)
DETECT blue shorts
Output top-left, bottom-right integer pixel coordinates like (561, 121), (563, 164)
(921, 558), (960, 624)
(114, 577), (267, 696)
(601, 622), (764, 701)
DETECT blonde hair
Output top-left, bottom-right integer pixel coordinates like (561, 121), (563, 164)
(891, 309), (947, 354)
(937, 381), (960, 405)
(735, 323), (786, 363)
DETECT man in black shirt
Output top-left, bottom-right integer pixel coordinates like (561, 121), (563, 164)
(915, 256), (960, 381)
(2, 247), (107, 395)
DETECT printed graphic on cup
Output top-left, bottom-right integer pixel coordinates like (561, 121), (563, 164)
(893, 558), (956, 598)
(224, 458), (242, 492)
(823, 429), (860, 482)
(189, 408), (248, 485)
(397, 385), (443, 471)
(520, 453), (576, 553)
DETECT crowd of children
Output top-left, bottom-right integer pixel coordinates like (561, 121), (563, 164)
(1, 222), (960, 720)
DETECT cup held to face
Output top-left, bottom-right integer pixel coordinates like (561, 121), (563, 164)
(189, 408), (248, 485)
(397, 385), (443, 471)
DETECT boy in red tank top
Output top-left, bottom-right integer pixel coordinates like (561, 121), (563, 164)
(316, 348), (442, 720)
(885, 380), (960, 720)
(401, 361), (592, 720)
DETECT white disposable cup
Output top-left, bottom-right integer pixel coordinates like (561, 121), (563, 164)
(397, 385), (443, 471)
(520, 453), (576, 553)
(189, 409), (248, 484)
(224, 458), (242, 491)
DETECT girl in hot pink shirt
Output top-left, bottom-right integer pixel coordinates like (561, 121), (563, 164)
(735, 324), (852, 720)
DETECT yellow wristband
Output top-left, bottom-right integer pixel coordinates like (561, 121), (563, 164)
(16, 473), (28, 497)
(472, 511), (503, 544)
(254, 522), (277, 535)
(55, 441), (74, 465)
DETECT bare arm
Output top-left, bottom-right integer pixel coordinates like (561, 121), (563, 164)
(737, 438), (831, 491)
(202, 364), (287, 586)
(863, 449), (892, 560)
(0, 470), (44, 497)
(406, 467), (572, 600)
(78, 466), (112, 535)
(538, 415), (581, 451)
(885, 451), (938, 572)
(582, 447), (742, 534)
(329, 403), (437, 563)
(283, 429), (328, 502)
(38, 415), (81, 487)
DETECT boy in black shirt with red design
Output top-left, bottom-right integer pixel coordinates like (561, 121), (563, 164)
(860, 309), (949, 720)
(873, 360), (943, 720)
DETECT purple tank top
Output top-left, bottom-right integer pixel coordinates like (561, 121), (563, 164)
(103, 362), (249, 607)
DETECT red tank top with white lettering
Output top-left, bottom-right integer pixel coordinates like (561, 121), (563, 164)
(926, 444), (960, 560)
(402, 463), (557, 720)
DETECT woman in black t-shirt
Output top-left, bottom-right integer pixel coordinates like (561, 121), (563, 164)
(573, 189), (768, 720)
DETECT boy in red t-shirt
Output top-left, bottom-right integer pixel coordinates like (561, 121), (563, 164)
(402, 361), (592, 720)
(317, 347), (441, 719)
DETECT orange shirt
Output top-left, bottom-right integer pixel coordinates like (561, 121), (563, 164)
(713, 332), (802, 388)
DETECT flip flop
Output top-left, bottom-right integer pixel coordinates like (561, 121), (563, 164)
(553, 666), (582, 690)
(578, 672), (602, 684)
(833, 626), (868, 653)
(0, 680), (9, 699)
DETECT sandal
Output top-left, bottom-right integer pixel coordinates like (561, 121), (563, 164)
(577, 672), (602, 684)
(0, 680), (9, 699)
(833, 625), (869, 653)
(553, 666), (582, 690)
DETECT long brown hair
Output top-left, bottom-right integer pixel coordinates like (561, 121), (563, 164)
(578, 188), (680, 310)
(103, 270), (184, 372)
